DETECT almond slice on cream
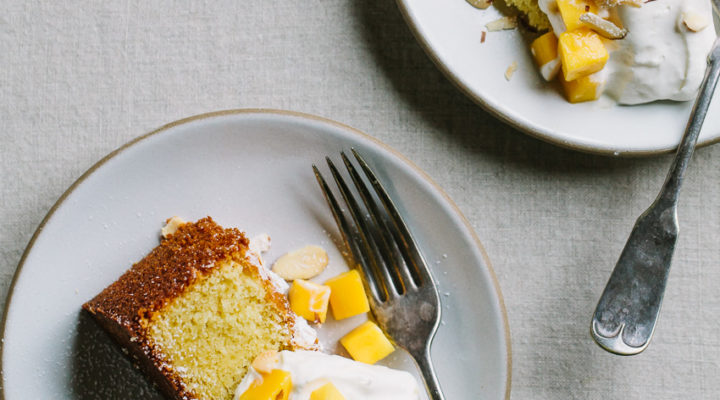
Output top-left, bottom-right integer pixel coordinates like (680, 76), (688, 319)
(580, 12), (627, 39)
(599, 0), (642, 7)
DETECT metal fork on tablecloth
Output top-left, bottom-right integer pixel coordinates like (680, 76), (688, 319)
(591, 34), (720, 355)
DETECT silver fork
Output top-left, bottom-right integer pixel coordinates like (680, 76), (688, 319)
(313, 150), (445, 400)
(591, 36), (720, 355)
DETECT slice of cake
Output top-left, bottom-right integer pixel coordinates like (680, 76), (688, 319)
(83, 217), (317, 400)
(504, 0), (550, 30)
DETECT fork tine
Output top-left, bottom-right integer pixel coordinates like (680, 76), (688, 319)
(340, 152), (415, 292)
(312, 165), (384, 302)
(325, 157), (401, 300)
(351, 149), (433, 286)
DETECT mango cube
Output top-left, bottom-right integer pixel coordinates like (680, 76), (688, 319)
(340, 321), (394, 364)
(289, 279), (331, 323)
(238, 369), (292, 400)
(557, 0), (598, 31)
(560, 73), (604, 103)
(530, 32), (560, 81)
(325, 270), (370, 320)
(310, 382), (346, 400)
(558, 28), (608, 81)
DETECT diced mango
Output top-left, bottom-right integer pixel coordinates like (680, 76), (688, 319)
(557, 0), (598, 32)
(530, 32), (560, 81)
(238, 369), (292, 400)
(340, 321), (394, 364)
(325, 270), (370, 320)
(558, 28), (608, 81)
(531, 32), (558, 67)
(289, 279), (331, 324)
(560, 73), (604, 103)
(310, 382), (346, 400)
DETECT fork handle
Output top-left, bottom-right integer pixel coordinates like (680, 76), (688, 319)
(591, 38), (720, 355)
(657, 37), (720, 208)
(414, 347), (445, 400)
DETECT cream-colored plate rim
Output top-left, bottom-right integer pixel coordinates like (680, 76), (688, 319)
(393, 0), (720, 157)
(0, 108), (512, 400)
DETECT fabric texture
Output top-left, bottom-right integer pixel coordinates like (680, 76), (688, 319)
(1, 1), (719, 399)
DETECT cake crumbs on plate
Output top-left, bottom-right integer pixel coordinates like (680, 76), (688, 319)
(505, 61), (518, 81)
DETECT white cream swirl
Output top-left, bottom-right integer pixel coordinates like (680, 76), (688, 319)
(233, 350), (421, 400)
(539, 0), (717, 104)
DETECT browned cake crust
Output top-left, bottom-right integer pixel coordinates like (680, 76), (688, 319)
(83, 217), (250, 400)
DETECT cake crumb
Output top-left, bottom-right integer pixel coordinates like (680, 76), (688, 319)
(505, 61), (518, 81)
(682, 11), (710, 32)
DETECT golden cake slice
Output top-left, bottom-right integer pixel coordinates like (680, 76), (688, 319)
(83, 217), (317, 400)
(505, 0), (550, 30)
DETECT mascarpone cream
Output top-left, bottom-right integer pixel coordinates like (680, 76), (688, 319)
(233, 350), (421, 400)
(539, 0), (717, 104)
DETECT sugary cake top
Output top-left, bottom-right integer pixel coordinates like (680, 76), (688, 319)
(84, 217), (249, 336)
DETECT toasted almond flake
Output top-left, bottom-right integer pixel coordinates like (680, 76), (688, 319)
(481, 31), (487, 43)
(272, 245), (329, 280)
(466, 0), (493, 9)
(682, 11), (709, 32)
(161, 216), (186, 238)
(599, 0), (642, 7)
(486, 16), (517, 32)
(580, 12), (627, 39)
(252, 350), (279, 374)
(505, 61), (518, 81)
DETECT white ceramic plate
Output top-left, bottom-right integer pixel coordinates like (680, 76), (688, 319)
(1, 110), (510, 399)
(396, 0), (720, 156)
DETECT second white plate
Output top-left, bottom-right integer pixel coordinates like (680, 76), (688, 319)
(396, 0), (720, 156)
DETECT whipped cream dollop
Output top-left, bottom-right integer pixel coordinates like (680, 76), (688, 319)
(233, 350), (421, 400)
(539, 0), (717, 104)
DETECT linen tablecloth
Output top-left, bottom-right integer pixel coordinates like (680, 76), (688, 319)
(2, 1), (719, 398)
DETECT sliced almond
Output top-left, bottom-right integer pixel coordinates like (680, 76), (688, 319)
(682, 11), (710, 33)
(251, 350), (279, 374)
(505, 61), (518, 81)
(599, 0), (642, 7)
(271, 245), (329, 281)
(485, 16), (517, 32)
(466, 0), (493, 10)
(580, 12), (627, 39)
(161, 216), (187, 238)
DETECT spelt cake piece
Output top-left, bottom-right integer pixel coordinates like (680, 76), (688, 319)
(83, 217), (316, 400)
(505, 0), (551, 30)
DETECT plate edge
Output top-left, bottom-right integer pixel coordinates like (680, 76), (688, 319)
(0, 108), (513, 400)
(392, 0), (720, 157)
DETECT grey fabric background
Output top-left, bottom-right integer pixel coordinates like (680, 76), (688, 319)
(2, 1), (719, 399)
